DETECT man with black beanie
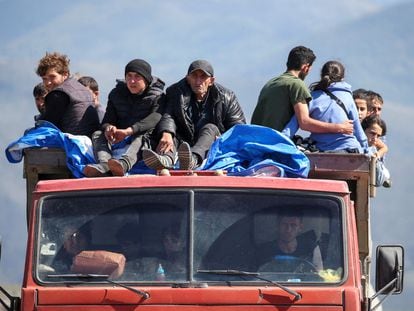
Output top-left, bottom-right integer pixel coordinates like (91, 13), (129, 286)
(84, 59), (165, 177)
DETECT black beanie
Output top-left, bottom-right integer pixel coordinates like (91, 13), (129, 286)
(125, 59), (152, 84)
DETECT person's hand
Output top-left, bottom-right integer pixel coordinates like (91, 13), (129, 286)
(105, 126), (132, 144)
(104, 125), (117, 143)
(338, 120), (353, 135)
(111, 128), (131, 144)
(157, 132), (174, 153)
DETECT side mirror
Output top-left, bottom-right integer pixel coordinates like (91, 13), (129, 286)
(375, 245), (404, 295)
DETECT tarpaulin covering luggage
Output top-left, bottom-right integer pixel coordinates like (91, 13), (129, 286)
(5, 121), (94, 178)
(201, 124), (309, 178)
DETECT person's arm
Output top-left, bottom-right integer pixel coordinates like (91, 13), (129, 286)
(130, 95), (164, 134)
(374, 139), (388, 159)
(223, 91), (246, 129)
(294, 102), (354, 134)
(101, 97), (117, 132)
(282, 115), (299, 138)
(312, 245), (323, 271)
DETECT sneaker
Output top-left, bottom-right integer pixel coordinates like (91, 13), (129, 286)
(108, 158), (128, 176)
(142, 149), (173, 170)
(178, 142), (198, 170)
(83, 163), (109, 177)
(383, 179), (392, 188)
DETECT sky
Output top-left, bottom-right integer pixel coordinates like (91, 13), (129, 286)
(0, 1), (412, 310)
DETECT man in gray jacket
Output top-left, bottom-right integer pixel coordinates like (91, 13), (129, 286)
(143, 60), (246, 170)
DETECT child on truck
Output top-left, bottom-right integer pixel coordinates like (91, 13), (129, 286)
(352, 88), (369, 122)
(361, 115), (391, 188)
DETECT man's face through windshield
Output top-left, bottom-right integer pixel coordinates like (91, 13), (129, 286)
(278, 216), (303, 243)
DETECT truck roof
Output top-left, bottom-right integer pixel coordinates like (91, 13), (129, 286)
(33, 173), (350, 195)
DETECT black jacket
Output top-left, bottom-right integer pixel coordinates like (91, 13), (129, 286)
(158, 78), (246, 144)
(102, 77), (165, 136)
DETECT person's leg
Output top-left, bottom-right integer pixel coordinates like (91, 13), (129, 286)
(109, 135), (144, 176)
(142, 136), (178, 170)
(178, 123), (220, 169)
(84, 130), (111, 177)
(92, 130), (112, 162)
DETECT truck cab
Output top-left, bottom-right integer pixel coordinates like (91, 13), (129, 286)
(0, 150), (404, 311)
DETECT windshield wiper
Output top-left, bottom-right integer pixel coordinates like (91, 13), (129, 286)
(47, 274), (150, 299)
(197, 269), (301, 301)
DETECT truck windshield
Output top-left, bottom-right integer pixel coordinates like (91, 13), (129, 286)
(36, 189), (344, 284)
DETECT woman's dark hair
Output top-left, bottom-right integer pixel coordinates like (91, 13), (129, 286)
(361, 115), (387, 136)
(310, 60), (345, 91)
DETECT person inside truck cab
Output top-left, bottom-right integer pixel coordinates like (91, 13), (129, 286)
(116, 222), (160, 280)
(257, 208), (323, 273)
(159, 224), (186, 276)
(142, 59), (246, 171)
(52, 225), (90, 272)
(35, 51), (100, 137)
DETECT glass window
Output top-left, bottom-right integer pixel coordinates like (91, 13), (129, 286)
(36, 188), (344, 285)
(193, 191), (344, 283)
(37, 191), (189, 283)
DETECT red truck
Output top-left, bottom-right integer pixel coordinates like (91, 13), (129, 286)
(0, 149), (404, 311)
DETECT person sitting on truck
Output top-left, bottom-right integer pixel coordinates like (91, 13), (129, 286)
(361, 115), (391, 188)
(366, 90), (384, 118)
(36, 52), (100, 137)
(257, 208), (323, 272)
(142, 59), (246, 170)
(282, 60), (368, 153)
(352, 88), (369, 122)
(33, 82), (47, 121)
(78, 76), (105, 122)
(251, 46), (353, 136)
(83, 59), (165, 177)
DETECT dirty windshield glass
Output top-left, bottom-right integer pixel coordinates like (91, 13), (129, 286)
(193, 191), (344, 283)
(36, 189), (344, 284)
(37, 191), (189, 283)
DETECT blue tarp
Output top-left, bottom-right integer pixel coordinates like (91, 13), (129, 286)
(5, 121), (95, 178)
(201, 124), (310, 178)
(6, 122), (309, 179)
(5, 121), (156, 177)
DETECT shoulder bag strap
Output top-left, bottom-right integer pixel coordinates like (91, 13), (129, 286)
(323, 89), (352, 119)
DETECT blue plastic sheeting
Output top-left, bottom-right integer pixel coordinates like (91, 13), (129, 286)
(5, 121), (156, 177)
(5, 123), (309, 179)
(5, 121), (95, 178)
(201, 124), (310, 178)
